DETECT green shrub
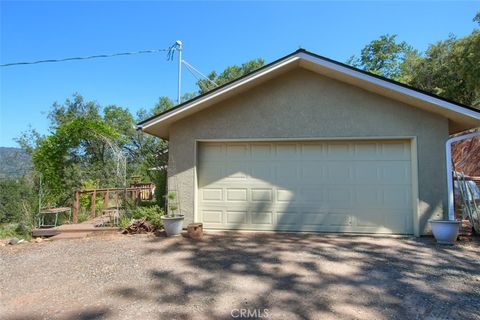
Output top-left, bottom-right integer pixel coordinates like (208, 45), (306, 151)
(77, 208), (90, 223)
(0, 223), (32, 240)
(0, 177), (37, 225)
(119, 216), (132, 229)
(137, 200), (159, 208)
(130, 205), (164, 229)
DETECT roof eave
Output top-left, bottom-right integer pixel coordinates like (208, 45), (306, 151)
(137, 49), (480, 138)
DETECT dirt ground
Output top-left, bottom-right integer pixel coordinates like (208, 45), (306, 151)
(1, 232), (479, 320)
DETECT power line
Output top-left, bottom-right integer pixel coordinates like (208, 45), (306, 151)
(0, 48), (172, 67)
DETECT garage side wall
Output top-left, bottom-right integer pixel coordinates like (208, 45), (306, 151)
(168, 69), (449, 235)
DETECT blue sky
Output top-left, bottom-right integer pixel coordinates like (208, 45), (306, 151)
(0, 1), (479, 147)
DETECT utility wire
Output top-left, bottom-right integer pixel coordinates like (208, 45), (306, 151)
(182, 59), (218, 88)
(183, 63), (202, 82)
(183, 62), (208, 91)
(182, 61), (214, 93)
(0, 48), (173, 67)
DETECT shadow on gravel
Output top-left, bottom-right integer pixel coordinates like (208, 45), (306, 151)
(111, 233), (479, 319)
(6, 307), (111, 320)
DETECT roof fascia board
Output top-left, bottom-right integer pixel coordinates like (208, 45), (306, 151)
(297, 52), (480, 120)
(138, 50), (479, 132)
(139, 55), (301, 130)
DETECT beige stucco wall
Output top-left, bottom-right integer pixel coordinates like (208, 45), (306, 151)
(168, 68), (449, 235)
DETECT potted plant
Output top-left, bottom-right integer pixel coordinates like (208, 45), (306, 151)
(429, 219), (461, 245)
(161, 192), (184, 236)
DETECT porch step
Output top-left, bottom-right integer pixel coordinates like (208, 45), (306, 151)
(50, 232), (90, 240)
(57, 224), (122, 233)
(32, 219), (122, 241)
(32, 228), (61, 237)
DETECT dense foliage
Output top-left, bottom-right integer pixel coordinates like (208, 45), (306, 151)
(347, 34), (415, 81)
(0, 176), (36, 224)
(348, 13), (480, 108)
(33, 117), (119, 204)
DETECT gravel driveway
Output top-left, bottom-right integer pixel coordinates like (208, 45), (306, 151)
(1, 232), (479, 320)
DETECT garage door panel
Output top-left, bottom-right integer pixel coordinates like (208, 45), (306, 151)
(353, 163), (381, 183)
(225, 162), (249, 180)
(276, 144), (298, 159)
(353, 143), (379, 159)
(251, 188), (273, 202)
(326, 187), (352, 205)
(326, 143), (351, 159)
(326, 163), (352, 181)
(276, 164), (300, 184)
(250, 163), (275, 182)
(355, 209), (411, 233)
(387, 213), (410, 233)
(276, 211), (300, 227)
(355, 187), (382, 207)
(380, 162), (411, 184)
(380, 141), (411, 160)
(226, 144), (249, 161)
(198, 165), (225, 187)
(251, 144), (273, 160)
(199, 144), (225, 162)
(300, 212), (328, 226)
(301, 143), (326, 159)
(198, 140), (413, 234)
(299, 188), (326, 203)
(277, 189), (296, 202)
(382, 186), (412, 209)
(226, 211), (248, 224)
(301, 164), (325, 183)
(201, 188), (223, 201)
(226, 188), (248, 201)
(251, 211), (273, 225)
(202, 210), (223, 224)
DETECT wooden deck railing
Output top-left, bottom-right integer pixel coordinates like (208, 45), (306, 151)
(72, 186), (154, 223)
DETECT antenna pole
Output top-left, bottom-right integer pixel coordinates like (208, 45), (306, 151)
(177, 40), (183, 104)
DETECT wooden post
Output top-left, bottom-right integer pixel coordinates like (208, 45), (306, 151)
(136, 189), (141, 206)
(103, 190), (109, 210)
(90, 191), (96, 218)
(73, 191), (79, 224)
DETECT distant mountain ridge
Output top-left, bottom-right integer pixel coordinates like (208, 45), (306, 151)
(0, 147), (32, 178)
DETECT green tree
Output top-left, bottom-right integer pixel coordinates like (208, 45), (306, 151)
(16, 93), (172, 210)
(48, 93), (101, 129)
(180, 92), (198, 103)
(134, 98), (171, 207)
(196, 58), (265, 94)
(347, 34), (417, 81)
(32, 117), (119, 204)
(408, 31), (480, 107)
(153, 96), (175, 113)
(348, 12), (480, 108)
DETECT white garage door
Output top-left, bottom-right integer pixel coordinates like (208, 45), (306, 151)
(197, 140), (413, 234)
